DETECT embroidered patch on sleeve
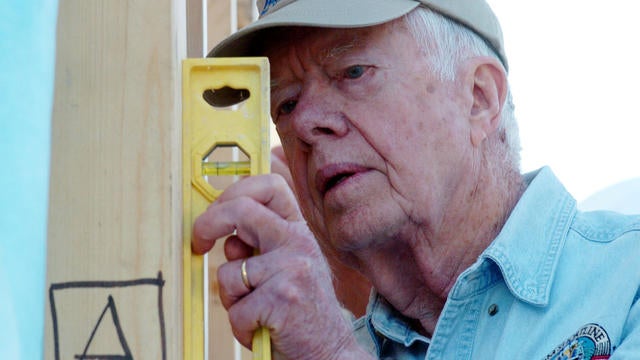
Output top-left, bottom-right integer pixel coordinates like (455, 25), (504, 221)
(544, 323), (611, 360)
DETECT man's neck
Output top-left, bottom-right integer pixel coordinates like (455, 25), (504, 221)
(355, 165), (525, 336)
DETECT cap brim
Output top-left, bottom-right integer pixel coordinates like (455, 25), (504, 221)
(208, 0), (420, 57)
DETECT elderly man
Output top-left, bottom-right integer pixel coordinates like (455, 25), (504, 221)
(192, 0), (640, 358)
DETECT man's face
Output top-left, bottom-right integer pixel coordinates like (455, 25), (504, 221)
(266, 22), (475, 256)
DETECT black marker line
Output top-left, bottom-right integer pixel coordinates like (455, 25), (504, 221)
(74, 296), (133, 359)
(157, 271), (167, 360)
(77, 295), (114, 358)
(49, 284), (61, 360)
(50, 276), (164, 291)
(50, 272), (166, 360)
(109, 295), (133, 358)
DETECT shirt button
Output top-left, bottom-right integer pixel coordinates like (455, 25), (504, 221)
(488, 304), (499, 316)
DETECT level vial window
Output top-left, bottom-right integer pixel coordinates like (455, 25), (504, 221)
(202, 145), (251, 191)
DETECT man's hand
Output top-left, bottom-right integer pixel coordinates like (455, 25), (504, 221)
(192, 174), (370, 359)
(270, 145), (372, 318)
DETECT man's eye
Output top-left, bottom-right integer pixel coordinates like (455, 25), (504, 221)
(279, 100), (297, 115)
(344, 65), (365, 79)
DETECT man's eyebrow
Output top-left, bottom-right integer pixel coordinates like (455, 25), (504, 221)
(323, 41), (357, 61)
(270, 78), (283, 93)
(270, 78), (296, 103)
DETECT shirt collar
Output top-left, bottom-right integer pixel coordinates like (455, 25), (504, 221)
(366, 291), (431, 347)
(480, 166), (577, 306)
(364, 167), (576, 344)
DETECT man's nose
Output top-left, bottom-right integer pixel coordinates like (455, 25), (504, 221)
(290, 84), (348, 145)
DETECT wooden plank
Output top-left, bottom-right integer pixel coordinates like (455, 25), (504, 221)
(237, 0), (255, 29)
(207, 0), (253, 51)
(187, 0), (205, 57)
(45, 1), (186, 359)
(207, 0), (231, 51)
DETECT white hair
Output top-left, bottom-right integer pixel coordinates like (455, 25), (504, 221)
(402, 7), (521, 170)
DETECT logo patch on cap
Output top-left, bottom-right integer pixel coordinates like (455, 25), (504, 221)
(544, 323), (611, 360)
(260, 0), (280, 16)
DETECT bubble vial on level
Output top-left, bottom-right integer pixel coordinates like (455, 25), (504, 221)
(201, 161), (251, 176)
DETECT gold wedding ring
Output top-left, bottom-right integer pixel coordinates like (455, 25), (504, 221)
(240, 258), (252, 290)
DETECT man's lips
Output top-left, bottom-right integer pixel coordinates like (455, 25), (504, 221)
(315, 163), (370, 196)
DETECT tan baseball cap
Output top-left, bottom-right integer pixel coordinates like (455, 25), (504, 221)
(207, 0), (507, 69)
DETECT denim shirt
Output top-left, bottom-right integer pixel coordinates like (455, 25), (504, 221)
(353, 167), (640, 359)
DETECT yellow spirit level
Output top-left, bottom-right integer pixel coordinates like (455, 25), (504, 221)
(182, 57), (271, 360)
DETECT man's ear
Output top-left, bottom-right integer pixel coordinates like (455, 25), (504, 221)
(464, 58), (507, 147)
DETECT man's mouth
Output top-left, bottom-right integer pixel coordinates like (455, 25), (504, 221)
(316, 164), (368, 196)
(323, 173), (354, 193)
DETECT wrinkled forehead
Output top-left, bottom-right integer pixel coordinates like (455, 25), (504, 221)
(260, 28), (363, 61)
(252, 21), (404, 61)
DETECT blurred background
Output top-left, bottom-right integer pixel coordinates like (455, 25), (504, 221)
(489, 0), (640, 211)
